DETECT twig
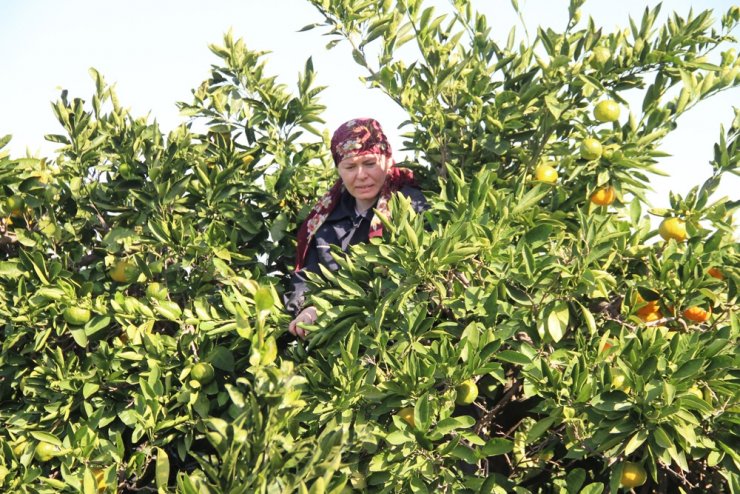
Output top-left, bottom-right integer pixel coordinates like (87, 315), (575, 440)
(475, 378), (522, 436)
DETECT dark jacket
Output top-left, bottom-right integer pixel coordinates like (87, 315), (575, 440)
(285, 185), (428, 315)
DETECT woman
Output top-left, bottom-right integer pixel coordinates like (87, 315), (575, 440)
(286, 118), (427, 338)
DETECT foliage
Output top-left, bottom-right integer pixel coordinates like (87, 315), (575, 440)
(1, 1), (739, 493)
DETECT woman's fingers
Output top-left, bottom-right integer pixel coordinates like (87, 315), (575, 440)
(288, 318), (307, 339)
(289, 307), (317, 339)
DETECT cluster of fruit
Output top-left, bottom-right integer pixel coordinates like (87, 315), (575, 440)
(533, 99), (620, 208)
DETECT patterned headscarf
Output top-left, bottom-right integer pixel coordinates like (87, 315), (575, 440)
(330, 118), (392, 166)
(294, 119), (416, 271)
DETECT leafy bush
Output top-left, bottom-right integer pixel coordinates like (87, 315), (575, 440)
(0, 1), (738, 493)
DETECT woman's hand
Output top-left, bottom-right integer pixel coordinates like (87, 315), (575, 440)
(288, 306), (317, 339)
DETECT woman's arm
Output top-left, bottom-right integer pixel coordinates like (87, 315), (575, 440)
(285, 237), (324, 338)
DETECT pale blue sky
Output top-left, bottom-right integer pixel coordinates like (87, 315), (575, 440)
(0, 1), (737, 209)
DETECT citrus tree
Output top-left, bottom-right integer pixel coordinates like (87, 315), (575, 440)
(0, 1), (739, 493)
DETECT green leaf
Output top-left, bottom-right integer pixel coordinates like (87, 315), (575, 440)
(432, 416), (475, 436)
(566, 468), (587, 493)
(85, 316), (110, 337)
(386, 430), (414, 445)
(0, 261), (25, 278)
(409, 477), (430, 494)
(653, 426), (674, 449)
(29, 431), (62, 447)
(524, 224), (553, 248)
(235, 306), (252, 339)
(672, 359), (703, 380)
(450, 444), (478, 464)
(497, 350), (531, 365)
(415, 393), (431, 433)
(82, 382), (100, 399)
(254, 286), (274, 312)
(684, 61), (721, 71)
(154, 300), (182, 321)
(512, 185), (550, 216)
(591, 392), (632, 412)
(70, 328), (89, 347)
(546, 302), (569, 343)
(624, 429), (648, 455)
(578, 303), (597, 334)
(207, 346), (235, 372)
(545, 93), (568, 119)
(579, 483), (604, 494)
(526, 416), (557, 443)
(261, 337), (278, 365)
(155, 447), (170, 490)
(481, 438), (514, 457)
(83, 468), (98, 494)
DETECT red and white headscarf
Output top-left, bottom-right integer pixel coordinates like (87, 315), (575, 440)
(294, 118), (416, 271)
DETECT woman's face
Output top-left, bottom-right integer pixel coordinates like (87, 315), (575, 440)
(337, 154), (391, 205)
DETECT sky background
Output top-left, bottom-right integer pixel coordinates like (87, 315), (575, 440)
(0, 0), (737, 211)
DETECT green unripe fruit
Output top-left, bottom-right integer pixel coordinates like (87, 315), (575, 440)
(63, 307), (91, 326)
(455, 379), (479, 405)
(6, 195), (24, 217)
(580, 138), (603, 160)
(119, 163), (133, 178)
(593, 99), (620, 122)
(34, 442), (62, 462)
(191, 362), (215, 384)
(590, 46), (611, 67)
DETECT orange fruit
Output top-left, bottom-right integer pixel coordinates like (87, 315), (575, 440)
(580, 138), (603, 160)
(658, 217), (687, 242)
(593, 99), (621, 122)
(109, 260), (139, 283)
(636, 300), (662, 322)
(600, 340), (614, 353)
(534, 164), (558, 183)
(707, 267), (724, 280)
(398, 407), (415, 427)
(619, 462), (647, 488)
(682, 306), (710, 322)
(590, 186), (616, 206)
